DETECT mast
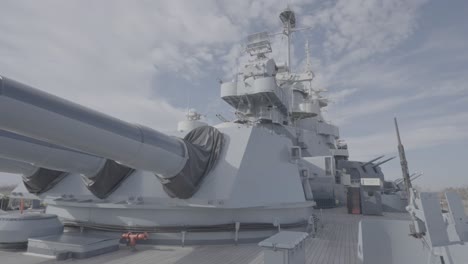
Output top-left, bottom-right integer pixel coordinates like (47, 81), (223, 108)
(305, 40), (312, 72)
(279, 8), (296, 72)
(394, 117), (412, 198)
(287, 24), (291, 70)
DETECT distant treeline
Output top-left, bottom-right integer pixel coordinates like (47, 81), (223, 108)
(437, 186), (468, 213)
(442, 186), (468, 201)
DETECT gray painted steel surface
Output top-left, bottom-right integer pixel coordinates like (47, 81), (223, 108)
(259, 231), (308, 264)
(27, 233), (120, 260)
(0, 129), (105, 176)
(0, 76), (187, 178)
(0, 208), (411, 264)
(0, 213), (63, 245)
(0, 157), (37, 175)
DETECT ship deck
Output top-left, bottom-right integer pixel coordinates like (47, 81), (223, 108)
(0, 207), (410, 264)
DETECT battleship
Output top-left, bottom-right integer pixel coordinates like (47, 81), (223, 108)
(0, 8), (467, 264)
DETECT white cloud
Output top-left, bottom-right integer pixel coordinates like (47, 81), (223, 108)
(331, 95), (414, 125)
(301, 0), (428, 75)
(0, 0), (466, 191)
(327, 88), (359, 104)
(0, 0), (324, 130)
(0, 0), (338, 128)
(346, 112), (468, 160)
(0, 1), (201, 130)
(325, 68), (468, 125)
(0, 173), (21, 186)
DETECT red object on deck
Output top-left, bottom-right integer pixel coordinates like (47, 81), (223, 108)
(20, 199), (24, 214)
(347, 187), (361, 215)
(121, 232), (148, 247)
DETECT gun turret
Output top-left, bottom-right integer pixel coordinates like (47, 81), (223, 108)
(361, 155), (385, 168)
(409, 172), (423, 182)
(372, 156), (396, 168)
(394, 172), (421, 184)
(0, 76), (223, 198)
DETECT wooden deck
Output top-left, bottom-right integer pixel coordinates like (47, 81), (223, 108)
(0, 208), (409, 264)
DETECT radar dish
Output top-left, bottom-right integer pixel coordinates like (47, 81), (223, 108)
(279, 8), (296, 28)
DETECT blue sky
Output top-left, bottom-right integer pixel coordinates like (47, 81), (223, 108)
(0, 0), (467, 190)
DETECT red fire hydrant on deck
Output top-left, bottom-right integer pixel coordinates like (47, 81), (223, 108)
(121, 232), (148, 248)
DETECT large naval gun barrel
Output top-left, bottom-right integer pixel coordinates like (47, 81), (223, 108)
(0, 76), (186, 177)
(0, 129), (105, 176)
(0, 157), (37, 175)
(372, 156), (396, 168)
(0, 129), (139, 196)
(361, 155), (384, 167)
(0, 76), (223, 199)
